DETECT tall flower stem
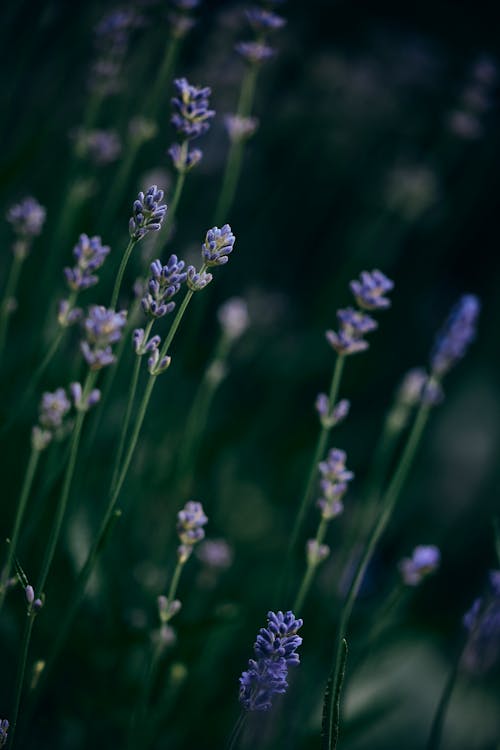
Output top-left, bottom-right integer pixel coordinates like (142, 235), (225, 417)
(158, 141), (188, 254)
(36, 370), (98, 596)
(214, 64), (259, 225)
(32, 281), (202, 689)
(110, 319), (154, 492)
(9, 610), (36, 749)
(145, 36), (180, 119)
(0, 444), (42, 612)
(226, 712), (247, 750)
(110, 238), (136, 310)
(425, 641), (465, 750)
(293, 518), (328, 614)
(322, 401), (431, 750)
(0, 252), (24, 361)
(289, 355), (345, 559)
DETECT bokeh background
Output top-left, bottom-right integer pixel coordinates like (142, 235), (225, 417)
(1, 0), (499, 748)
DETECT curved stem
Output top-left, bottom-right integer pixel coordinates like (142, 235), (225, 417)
(226, 711), (247, 750)
(293, 518), (328, 613)
(322, 401), (430, 750)
(36, 370), (97, 596)
(9, 612), (36, 749)
(426, 643), (464, 750)
(0, 445), (41, 612)
(110, 238), (136, 311)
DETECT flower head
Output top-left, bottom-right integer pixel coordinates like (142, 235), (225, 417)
(0, 719), (9, 748)
(176, 501), (208, 561)
(32, 387), (72, 450)
(463, 570), (500, 673)
(315, 395), (350, 429)
(171, 78), (215, 140)
(239, 611), (303, 711)
(235, 41), (275, 65)
(317, 448), (353, 519)
(7, 197), (46, 238)
(129, 185), (168, 241)
(168, 143), (203, 173)
(186, 266), (213, 291)
(399, 545), (440, 586)
(245, 8), (286, 32)
(141, 255), (187, 319)
(202, 224), (236, 267)
(326, 308), (378, 356)
(64, 234), (110, 291)
(81, 306), (127, 370)
(72, 128), (121, 165)
(350, 270), (394, 310)
(224, 115), (259, 144)
(430, 294), (480, 377)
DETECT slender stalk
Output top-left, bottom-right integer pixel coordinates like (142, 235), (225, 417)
(226, 711), (247, 750)
(293, 518), (328, 613)
(9, 611), (36, 749)
(321, 639), (348, 750)
(0, 445), (41, 612)
(0, 252), (24, 361)
(36, 370), (97, 596)
(110, 319), (154, 492)
(288, 355), (345, 559)
(214, 64), (259, 225)
(426, 643), (464, 750)
(110, 238), (136, 310)
(322, 401), (430, 750)
(158, 142), (188, 254)
(145, 36), (180, 119)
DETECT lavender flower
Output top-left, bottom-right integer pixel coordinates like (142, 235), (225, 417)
(317, 448), (353, 519)
(307, 540), (330, 566)
(81, 306), (127, 370)
(245, 8), (286, 32)
(399, 545), (440, 586)
(0, 719), (8, 748)
(235, 41), (275, 64)
(186, 266), (213, 291)
(58, 299), (83, 328)
(133, 328), (161, 356)
(70, 382), (101, 412)
(168, 143), (202, 173)
(202, 224), (236, 267)
(196, 539), (234, 570)
(463, 570), (500, 673)
(176, 501), (208, 561)
(129, 185), (168, 241)
(326, 308), (378, 356)
(64, 234), (111, 292)
(217, 297), (250, 341)
(224, 114), (259, 143)
(6, 197), (46, 238)
(239, 611), (303, 711)
(430, 294), (480, 377)
(72, 129), (121, 165)
(315, 394), (350, 429)
(39, 388), (71, 431)
(350, 270), (394, 310)
(171, 78), (215, 140)
(142, 255), (187, 319)
(147, 348), (171, 376)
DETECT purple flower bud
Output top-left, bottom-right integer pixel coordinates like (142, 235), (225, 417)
(129, 185), (168, 241)
(431, 294), (480, 377)
(168, 143), (203, 172)
(399, 545), (440, 586)
(306, 540), (330, 566)
(6, 196), (46, 238)
(177, 501), (208, 547)
(245, 8), (286, 32)
(25, 585), (35, 605)
(81, 306), (127, 370)
(170, 78), (215, 140)
(64, 234), (110, 292)
(202, 224), (236, 267)
(0, 718), (9, 748)
(235, 41), (275, 65)
(186, 266), (213, 291)
(350, 269), (394, 311)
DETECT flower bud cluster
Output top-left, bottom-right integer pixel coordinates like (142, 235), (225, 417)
(141, 255), (187, 319)
(81, 305), (127, 370)
(176, 501), (208, 563)
(70, 382), (102, 413)
(399, 545), (440, 586)
(64, 233), (110, 294)
(315, 395), (350, 429)
(202, 224), (236, 267)
(431, 294), (480, 377)
(129, 185), (168, 241)
(25, 584), (43, 613)
(169, 77), (215, 173)
(72, 128), (121, 165)
(32, 387), (72, 451)
(317, 448), (353, 520)
(0, 719), (9, 748)
(6, 196), (46, 239)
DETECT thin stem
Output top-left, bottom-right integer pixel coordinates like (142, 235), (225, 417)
(226, 711), (247, 750)
(0, 445), (41, 612)
(158, 144), (188, 254)
(36, 370), (97, 596)
(214, 64), (259, 225)
(110, 238), (136, 311)
(145, 36), (180, 119)
(167, 560), (183, 604)
(322, 401), (430, 750)
(321, 638), (348, 750)
(293, 517), (328, 613)
(426, 643), (464, 750)
(289, 355), (345, 559)
(0, 252), (24, 361)
(9, 612), (36, 749)
(110, 320), (154, 492)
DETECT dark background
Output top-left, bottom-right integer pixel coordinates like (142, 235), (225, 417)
(1, 1), (499, 748)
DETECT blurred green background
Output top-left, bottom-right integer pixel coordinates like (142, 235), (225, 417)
(1, 0), (499, 748)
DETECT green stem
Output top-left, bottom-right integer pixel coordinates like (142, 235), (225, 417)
(36, 370), (97, 596)
(110, 320), (154, 493)
(0, 252), (24, 361)
(289, 355), (346, 559)
(214, 64), (259, 225)
(226, 711), (247, 750)
(293, 517), (328, 614)
(321, 638), (348, 750)
(9, 611), (36, 748)
(167, 560), (183, 604)
(322, 401), (430, 750)
(110, 238), (136, 310)
(0, 445), (41, 612)
(158, 144), (188, 254)
(145, 36), (180, 119)
(102, 144), (140, 227)
(425, 643), (464, 750)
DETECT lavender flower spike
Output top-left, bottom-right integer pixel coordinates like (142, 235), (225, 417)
(64, 233), (110, 291)
(39, 388), (71, 431)
(6, 196), (46, 238)
(350, 269), (394, 310)
(399, 545), (440, 586)
(239, 611), (303, 711)
(317, 448), (353, 519)
(202, 224), (236, 266)
(0, 719), (9, 748)
(463, 570), (500, 673)
(141, 254), (187, 319)
(245, 8), (286, 32)
(129, 185), (168, 241)
(431, 294), (480, 376)
(176, 500), (208, 562)
(171, 78), (215, 140)
(235, 41), (275, 65)
(81, 305), (127, 370)
(326, 308), (378, 356)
